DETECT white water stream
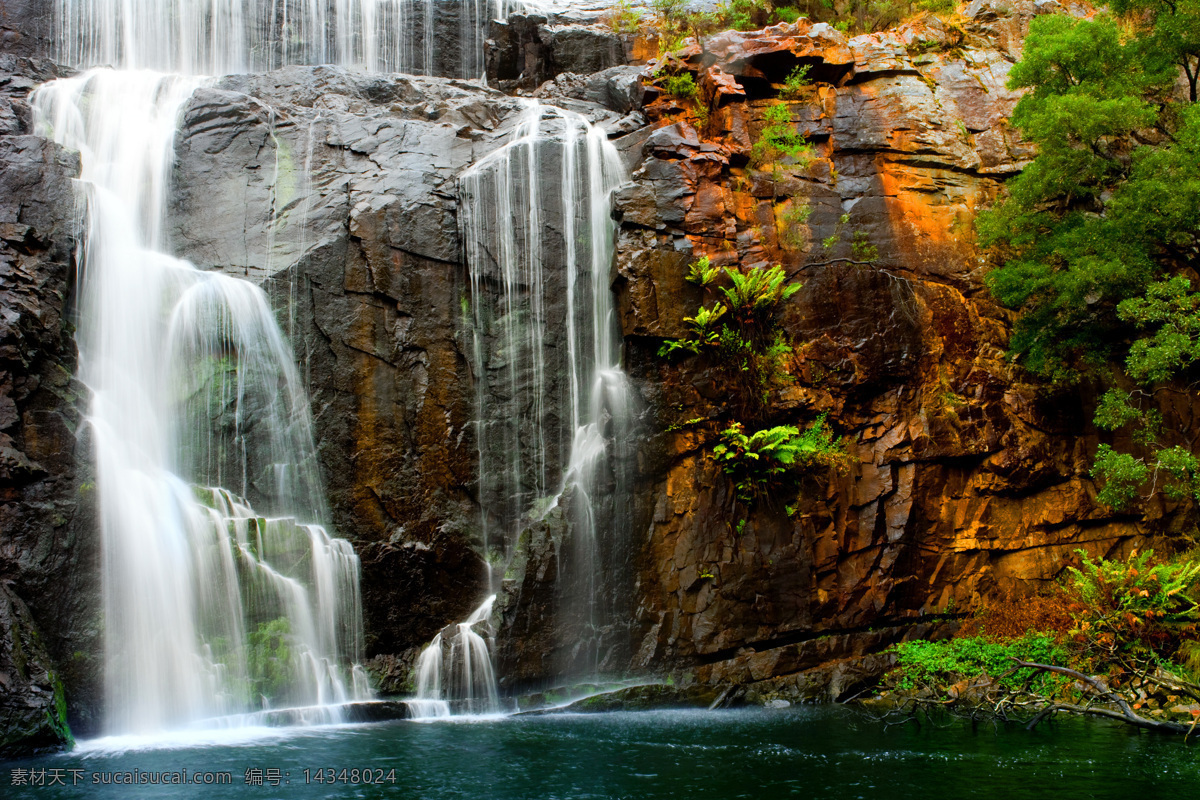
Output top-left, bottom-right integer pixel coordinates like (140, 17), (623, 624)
(461, 101), (633, 680)
(413, 595), (501, 715)
(33, 64), (370, 736)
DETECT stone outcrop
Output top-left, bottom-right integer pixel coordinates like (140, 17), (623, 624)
(0, 53), (98, 754)
(488, 11), (646, 92)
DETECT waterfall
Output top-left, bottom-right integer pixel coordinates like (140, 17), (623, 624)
(461, 102), (633, 680)
(33, 67), (370, 734)
(412, 596), (500, 715)
(54, 0), (525, 79)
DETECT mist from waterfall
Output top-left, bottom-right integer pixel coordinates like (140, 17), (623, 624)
(55, 0), (523, 79)
(461, 102), (633, 681)
(33, 67), (370, 734)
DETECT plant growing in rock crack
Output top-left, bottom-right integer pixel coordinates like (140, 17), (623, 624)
(604, 0), (643, 33)
(652, 59), (711, 125)
(776, 199), (813, 250)
(751, 102), (816, 198)
(660, 259), (802, 414)
(713, 415), (849, 504)
(659, 258), (850, 509)
(779, 64), (813, 101)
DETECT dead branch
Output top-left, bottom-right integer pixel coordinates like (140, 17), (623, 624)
(1014, 661), (1192, 734)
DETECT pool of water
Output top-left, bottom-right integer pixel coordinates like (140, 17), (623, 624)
(5, 706), (1197, 799)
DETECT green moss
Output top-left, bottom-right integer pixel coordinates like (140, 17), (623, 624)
(248, 617), (296, 703)
(46, 670), (75, 748)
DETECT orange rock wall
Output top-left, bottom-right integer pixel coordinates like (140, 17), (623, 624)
(612, 4), (1186, 695)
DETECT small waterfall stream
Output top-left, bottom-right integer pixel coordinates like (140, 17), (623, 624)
(461, 101), (633, 684)
(413, 595), (501, 715)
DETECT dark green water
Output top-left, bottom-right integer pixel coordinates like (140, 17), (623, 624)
(5, 707), (1197, 799)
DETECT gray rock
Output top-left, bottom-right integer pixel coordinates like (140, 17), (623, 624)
(488, 15), (636, 91)
(0, 0), (55, 59)
(0, 584), (73, 757)
(167, 64), (649, 671)
(0, 56), (99, 750)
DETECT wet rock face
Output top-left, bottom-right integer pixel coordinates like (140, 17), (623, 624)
(0, 584), (73, 757)
(488, 14), (636, 92)
(0, 55), (99, 750)
(0, 0), (54, 59)
(168, 67), (533, 660)
(615, 1), (1173, 690)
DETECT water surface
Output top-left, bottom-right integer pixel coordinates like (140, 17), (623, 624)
(6, 707), (1197, 799)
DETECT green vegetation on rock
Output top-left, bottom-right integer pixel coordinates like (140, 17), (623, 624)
(979, 6), (1200, 510)
(880, 549), (1200, 733)
(659, 260), (850, 509)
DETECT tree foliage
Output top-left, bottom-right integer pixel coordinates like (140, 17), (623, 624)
(981, 10), (1200, 509)
(979, 15), (1186, 380)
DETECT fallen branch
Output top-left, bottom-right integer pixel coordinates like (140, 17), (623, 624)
(1013, 661), (1192, 734)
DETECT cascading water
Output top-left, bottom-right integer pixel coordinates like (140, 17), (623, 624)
(32, 66), (370, 734)
(413, 595), (501, 715)
(44, 0), (631, 729)
(55, 0), (524, 79)
(461, 102), (633, 680)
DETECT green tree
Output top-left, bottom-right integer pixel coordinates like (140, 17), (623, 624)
(1110, 0), (1200, 102)
(980, 15), (1181, 380)
(981, 13), (1200, 508)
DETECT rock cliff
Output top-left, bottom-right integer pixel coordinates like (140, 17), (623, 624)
(0, 0), (1186, 750)
(0, 53), (98, 755)
(609, 1), (1178, 699)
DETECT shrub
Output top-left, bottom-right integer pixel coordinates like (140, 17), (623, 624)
(1063, 548), (1200, 657)
(660, 71), (699, 101)
(779, 64), (812, 100)
(777, 200), (812, 250)
(712, 415), (849, 503)
(890, 634), (1071, 695)
(962, 590), (1078, 640)
(604, 0), (643, 33)
(773, 7), (803, 23)
(751, 103), (813, 169)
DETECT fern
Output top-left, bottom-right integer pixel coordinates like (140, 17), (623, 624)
(685, 255), (721, 287)
(1065, 548), (1200, 655)
(713, 414), (849, 504)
